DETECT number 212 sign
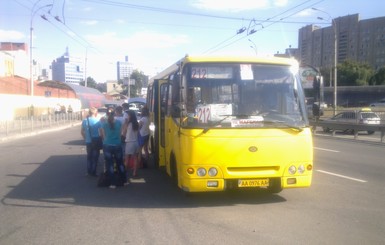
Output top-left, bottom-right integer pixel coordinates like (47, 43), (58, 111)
(197, 106), (210, 123)
(191, 68), (207, 79)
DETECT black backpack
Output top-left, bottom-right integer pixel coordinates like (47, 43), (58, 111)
(97, 172), (111, 187)
(97, 171), (124, 187)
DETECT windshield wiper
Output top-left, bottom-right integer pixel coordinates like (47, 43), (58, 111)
(208, 114), (250, 127)
(201, 114), (257, 133)
(201, 115), (233, 133)
(262, 120), (303, 132)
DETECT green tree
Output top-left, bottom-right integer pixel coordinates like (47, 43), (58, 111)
(369, 67), (385, 85)
(337, 60), (374, 86)
(129, 69), (148, 98)
(117, 78), (128, 95)
(96, 83), (106, 93)
(80, 77), (97, 89)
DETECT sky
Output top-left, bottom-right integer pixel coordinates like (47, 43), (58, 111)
(1, 0), (384, 83)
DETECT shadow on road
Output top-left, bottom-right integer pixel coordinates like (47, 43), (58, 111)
(63, 139), (85, 146)
(2, 154), (286, 209)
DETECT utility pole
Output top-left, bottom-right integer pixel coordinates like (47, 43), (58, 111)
(313, 8), (338, 115)
(30, 2), (52, 96)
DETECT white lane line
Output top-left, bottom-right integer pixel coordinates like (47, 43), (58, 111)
(317, 170), (367, 183)
(314, 147), (340, 153)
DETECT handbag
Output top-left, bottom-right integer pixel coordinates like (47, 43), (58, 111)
(87, 117), (103, 150)
(91, 137), (103, 150)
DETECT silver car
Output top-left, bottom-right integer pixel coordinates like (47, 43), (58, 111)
(323, 109), (380, 134)
(370, 98), (385, 107)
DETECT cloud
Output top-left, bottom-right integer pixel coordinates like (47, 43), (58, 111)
(0, 30), (25, 41)
(295, 9), (313, 17)
(83, 31), (190, 81)
(273, 0), (288, 7)
(115, 19), (126, 24)
(190, 0), (269, 12)
(86, 31), (189, 54)
(66, 30), (76, 37)
(81, 20), (99, 26)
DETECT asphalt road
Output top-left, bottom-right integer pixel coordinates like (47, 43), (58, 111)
(0, 126), (384, 244)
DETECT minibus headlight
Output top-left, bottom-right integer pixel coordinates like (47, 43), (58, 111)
(298, 164), (305, 174)
(288, 165), (296, 175)
(196, 168), (207, 176)
(208, 167), (218, 177)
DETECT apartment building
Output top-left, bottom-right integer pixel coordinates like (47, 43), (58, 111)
(51, 47), (84, 84)
(117, 55), (133, 81)
(298, 14), (385, 70)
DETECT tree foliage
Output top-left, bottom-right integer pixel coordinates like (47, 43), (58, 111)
(116, 70), (148, 98)
(80, 77), (97, 88)
(79, 77), (105, 93)
(129, 70), (148, 97)
(337, 60), (374, 86)
(369, 67), (385, 85)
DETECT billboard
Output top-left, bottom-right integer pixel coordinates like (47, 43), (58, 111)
(299, 66), (320, 89)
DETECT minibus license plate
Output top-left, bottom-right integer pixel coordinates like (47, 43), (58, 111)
(238, 179), (269, 187)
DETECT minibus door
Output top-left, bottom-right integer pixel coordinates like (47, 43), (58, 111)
(157, 80), (169, 167)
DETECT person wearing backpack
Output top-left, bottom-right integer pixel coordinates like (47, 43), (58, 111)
(81, 107), (102, 177)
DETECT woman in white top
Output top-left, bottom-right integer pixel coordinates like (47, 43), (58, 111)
(138, 106), (150, 167)
(122, 110), (140, 177)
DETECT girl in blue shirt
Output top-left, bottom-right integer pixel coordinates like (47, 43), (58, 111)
(99, 108), (127, 188)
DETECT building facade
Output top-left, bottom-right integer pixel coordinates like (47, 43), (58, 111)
(52, 48), (84, 84)
(0, 42), (29, 79)
(117, 55), (133, 81)
(298, 14), (385, 71)
(0, 51), (14, 77)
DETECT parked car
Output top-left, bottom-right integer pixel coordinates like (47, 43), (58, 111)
(322, 108), (380, 134)
(370, 98), (385, 107)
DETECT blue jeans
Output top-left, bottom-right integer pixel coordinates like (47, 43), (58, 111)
(86, 143), (100, 175)
(103, 145), (126, 183)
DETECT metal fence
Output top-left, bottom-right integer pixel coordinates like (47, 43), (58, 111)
(319, 108), (385, 123)
(0, 112), (82, 139)
(310, 108), (385, 142)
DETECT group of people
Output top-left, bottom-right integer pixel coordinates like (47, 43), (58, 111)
(81, 104), (150, 188)
(55, 104), (73, 114)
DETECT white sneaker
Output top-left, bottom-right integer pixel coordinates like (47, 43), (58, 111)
(109, 185), (116, 189)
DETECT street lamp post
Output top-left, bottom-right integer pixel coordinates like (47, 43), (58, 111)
(313, 8), (338, 115)
(30, 2), (52, 96)
(84, 47), (88, 87)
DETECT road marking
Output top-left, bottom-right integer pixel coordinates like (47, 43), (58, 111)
(317, 170), (367, 183)
(314, 147), (340, 153)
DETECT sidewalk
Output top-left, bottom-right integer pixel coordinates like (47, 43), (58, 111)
(0, 120), (82, 143)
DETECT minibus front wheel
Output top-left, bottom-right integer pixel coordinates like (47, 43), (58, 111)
(268, 178), (283, 193)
